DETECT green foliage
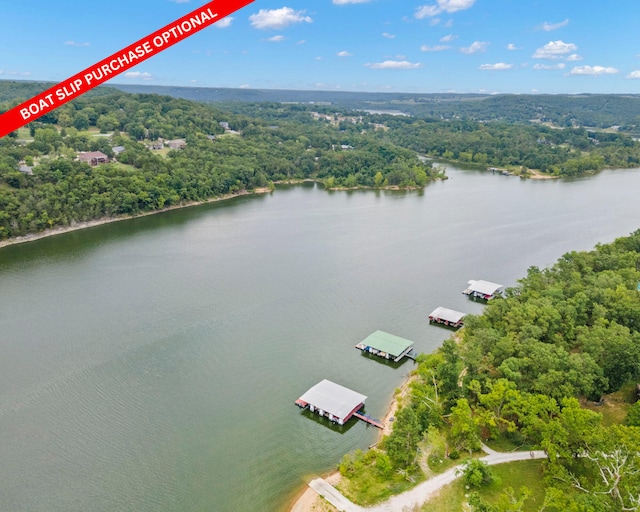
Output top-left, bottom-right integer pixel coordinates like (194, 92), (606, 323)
(462, 459), (498, 488)
(382, 405), (422, 469)
(337, 448), (421, 505)
(627, 401), (640, 426)
(450, 398), (481, 453)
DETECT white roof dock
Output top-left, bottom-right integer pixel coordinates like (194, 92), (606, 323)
(428, 307), (466, 326)
(463, 279), (504, 298)
(296, 380), (367, 423)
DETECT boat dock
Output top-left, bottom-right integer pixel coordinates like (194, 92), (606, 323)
(352, 412), (384, 429)
(428, 306), (466, 328)
(463, 279), (504, 300)
(355, 330), (416, 363)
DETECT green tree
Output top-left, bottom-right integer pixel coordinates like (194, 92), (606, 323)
(462, 459), (497, 488)
(450, 398), (481, 453)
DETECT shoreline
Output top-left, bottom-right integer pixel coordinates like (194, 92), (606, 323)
(0, 187), (272, 249)
(287, 374), (415, 512)
(0, 180), (443, 250)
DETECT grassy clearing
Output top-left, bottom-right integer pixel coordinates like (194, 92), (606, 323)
(423, 460), (546, 512)
(584, 381), (636, 426)
(337, 472), (424, 507)
(336, 449), (425, 506)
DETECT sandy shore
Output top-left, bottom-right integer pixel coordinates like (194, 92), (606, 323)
(287, 375), (415, 512)
(0, 187), (272, 249)
(526, 169), (558, 179)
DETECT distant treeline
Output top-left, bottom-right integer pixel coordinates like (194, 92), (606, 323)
(4, 81), (640, 129)
(106, 83), (640, 131)
(224, 102), (640, 176)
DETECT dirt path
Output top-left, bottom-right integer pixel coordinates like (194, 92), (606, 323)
(305, 446), (547, 512)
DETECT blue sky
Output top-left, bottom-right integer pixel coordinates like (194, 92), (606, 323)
(2, 0), (640, 94)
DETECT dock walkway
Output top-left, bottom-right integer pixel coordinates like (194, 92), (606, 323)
(352, 412), (384, 429)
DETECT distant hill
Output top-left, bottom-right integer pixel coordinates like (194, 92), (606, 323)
(109, 83), (488, 106)
(107, 84), (640, 130)
(3, 80), (640, 131)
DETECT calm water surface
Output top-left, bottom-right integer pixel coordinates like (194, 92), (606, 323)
(1, 167), (640, 511)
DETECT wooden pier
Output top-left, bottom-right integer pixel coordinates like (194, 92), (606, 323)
(352, 411), (384, 429)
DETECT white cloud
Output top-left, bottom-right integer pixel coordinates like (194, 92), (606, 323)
(415, 5), (439, 18)
(460, 41), (489, 54)
(65, 41), (90, 47)
(440, 34), (457, 42)
(333, 0), (371, 3)
(566, 54), (582, 61)
(533, 63), (566, 70)
(627, 70), (640, 79)
(420, 44), (450, 52)
(569, 65), (618, 76)
(506, 43), (519, 51)
(337, 51), (352, 57)
(124, 72), (152, 80)
(538, 18), (569, 31)
(296, 40), (306, 45)
(239, 84), (250, 89)
(479, 62), (513, 70)
(532, 40), (577, 60)
(267, 35), (285, 42)
(215, 17), (233, 28)
(365, 60), (423, 69)
(315, 56), (324, 61)
(382, 32), (395, 39)
(415, 0), (476, 18)
(249, 7), (312, 30)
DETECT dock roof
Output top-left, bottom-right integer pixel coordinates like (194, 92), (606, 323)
(298, 380), (367, 421)
(428, 306), (466, 324)
(359, 330), (414, 358)
(466, 279), (503, 296)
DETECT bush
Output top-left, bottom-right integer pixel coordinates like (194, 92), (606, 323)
(462, 459), (498, 488)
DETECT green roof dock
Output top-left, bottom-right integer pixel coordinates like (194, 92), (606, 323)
(355, 330), (416, 362)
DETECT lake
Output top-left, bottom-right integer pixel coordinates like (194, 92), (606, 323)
(1, 166), (640, 511)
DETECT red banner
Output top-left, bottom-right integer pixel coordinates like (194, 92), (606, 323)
(0, 0), (254, 138)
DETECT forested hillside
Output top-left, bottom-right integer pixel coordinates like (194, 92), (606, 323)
(5, 81), (639, 130)
(0, 90), (439, 240)
(110, 83), (640, 131)
(340, 231), (640, 511)
(224, 102), (640, 176)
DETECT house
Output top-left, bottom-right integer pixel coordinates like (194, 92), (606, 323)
(219, 121), (230, 130)
(19, 165), (33, 175)
(78, 151), (109, 166)
(165, 139), (186, 150)
(112, 146), (125, 155)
